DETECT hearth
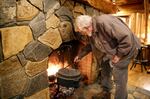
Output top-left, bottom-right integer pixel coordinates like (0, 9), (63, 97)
(46, 40), (82, 98)
(48, 68), (81, 99)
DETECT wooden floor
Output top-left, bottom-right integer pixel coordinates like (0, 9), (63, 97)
(128, 63), (150, 92)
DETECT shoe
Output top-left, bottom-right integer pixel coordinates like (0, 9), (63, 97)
(92, 91), (111, 99)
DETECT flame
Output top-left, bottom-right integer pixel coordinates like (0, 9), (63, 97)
(47, 63), (63, 76)
(47, 62), (69, 76)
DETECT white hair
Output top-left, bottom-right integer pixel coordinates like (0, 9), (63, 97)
(75, 15), (92, 30)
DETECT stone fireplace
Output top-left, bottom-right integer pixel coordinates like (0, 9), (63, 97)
(0, 0), (116, 98)
(47, 40), (80, 75)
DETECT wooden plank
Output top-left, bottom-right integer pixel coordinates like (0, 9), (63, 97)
(74, 0), (117, 13)
(115, 0), (143, 5)
(118, 3), (144, 13)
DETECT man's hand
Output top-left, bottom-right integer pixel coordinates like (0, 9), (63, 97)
(74, 56), (81, 63)
(112, 55), (120, 64)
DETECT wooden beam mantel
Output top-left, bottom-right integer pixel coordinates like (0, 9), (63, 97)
(115, 0), (143, 5)
(74, 0), (118, 13)
(118, 3), (144, 13)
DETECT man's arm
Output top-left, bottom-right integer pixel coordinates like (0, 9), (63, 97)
(74, 44), (92, 62)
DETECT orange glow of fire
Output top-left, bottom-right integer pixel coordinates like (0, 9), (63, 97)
(47, 63), (62, 76)
(47, 62), (69, 76)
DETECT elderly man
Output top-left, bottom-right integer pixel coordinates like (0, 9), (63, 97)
(74, 15), (141, 99)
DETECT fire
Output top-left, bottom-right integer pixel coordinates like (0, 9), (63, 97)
(47, 62), (69, 76)
(47, 63), (62, 76)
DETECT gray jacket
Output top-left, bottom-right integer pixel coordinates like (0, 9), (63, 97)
(78, 14), (141, 63)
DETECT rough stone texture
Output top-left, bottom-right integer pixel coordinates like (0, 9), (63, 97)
(28, 0), (44, 11)
(16, 0), (39, 21)
(63, 0), (74, 11)
(24, 71), (49, 96)
(0, 26), (33, 59)
(38, 28), (62, 50)
(46, 14), (60, 29)
(29, 12), (46, 39)
(9, 95), (24, 99)
(73, 3), (86, 17)
(85, 6), (95, 16)
(58, 21), (75, 42)
(44, 0), (60, 13)
(93, 9), (101, 16)
(0, 0), (16, 7)
(0, 0), (16, 26)
(59, 0), (66, 5)
(15, 20), (30, 27)
(86, 6), (100, 16)
(1, 68), (29, 99)
(72, 13), (83, 22)
(25, 57), (48, 77)
(55, 6), (73, 21)
(0, 7), (16, 25)
(24, 88), (49, 99)
(44, 0), (60, 19)
(17, 52), (28, 66)
(23, 40), (52, 62)
(0, 56), (22, 77)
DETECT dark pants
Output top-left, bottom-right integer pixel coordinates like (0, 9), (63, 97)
(101, 57), (131, 99)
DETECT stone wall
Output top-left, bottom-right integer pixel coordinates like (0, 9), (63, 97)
(0, 0), (102, 98)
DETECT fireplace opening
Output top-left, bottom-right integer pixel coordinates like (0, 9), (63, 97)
(47, 39), (96, 98)
(47, 40), (83, 98)
(47, 40), (81, 76)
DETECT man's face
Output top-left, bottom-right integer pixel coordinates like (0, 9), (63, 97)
(77, 27), (90, 36)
